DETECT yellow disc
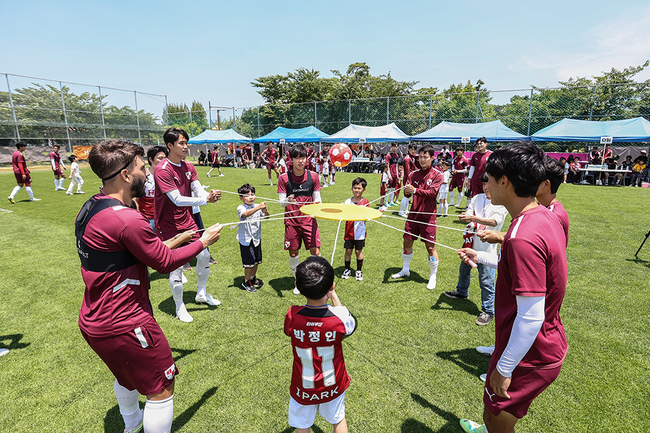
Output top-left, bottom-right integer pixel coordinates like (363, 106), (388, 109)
(300, 203), (382, 222)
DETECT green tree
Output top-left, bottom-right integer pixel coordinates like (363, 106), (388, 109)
(164, 101), (209, 137)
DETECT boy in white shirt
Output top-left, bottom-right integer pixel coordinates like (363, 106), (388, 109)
(437, 160), (451, 217)
(237, 183), (270, 292)
(66, 155), (85, 195)
(445, 173), (507, 326)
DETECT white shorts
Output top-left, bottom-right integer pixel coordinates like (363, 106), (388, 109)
(438, 184), (449, 200)
(288, 391), (346, 429)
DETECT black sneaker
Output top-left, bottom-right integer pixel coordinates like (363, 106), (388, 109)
(251, 277), (264, 288)
(444, 290), (469, 299)
(241, 280), (257, 293)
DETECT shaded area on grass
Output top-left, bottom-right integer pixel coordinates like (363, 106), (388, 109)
(436, 348), (490, 380)
(157, 291), (219, 317)
(382, 268), (428, 284)
(0, 334), (30, 350)
(431, 293), (481, 317)
(409, 393), (461, 432)
(268, 276), (296, 297)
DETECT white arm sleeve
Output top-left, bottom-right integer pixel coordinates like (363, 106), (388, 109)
(60, 160), (66, 170)
(313, 190), (321, 204)
(51, 158), (56, 170)
(496, 295), (545, 377)
(468, 166), (475, 179)
(166, 189), (207, 207)
(190, 180), (209, 200)
(456, 168), (468, 174)
(476, 251), (499, 269)
(278, 193), (290, 207)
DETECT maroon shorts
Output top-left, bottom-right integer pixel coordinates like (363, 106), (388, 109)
(81, 321), (178, 396)
(449, 174), (465, 190)
(388, 177), (399, 189)
(211, 161), (220, 168)
(380, 184), (387, 196)
(284, 222), (321, 250)
(14, 172), (31, 186)
(267, 162), (277, 170)
(470, 179), (483, 197)
(483, 363), (563, 419)
(404, 217), (437, 243)
(53, 168), (64, 177)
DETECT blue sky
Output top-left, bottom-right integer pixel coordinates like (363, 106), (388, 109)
(2, 0), (650, 117)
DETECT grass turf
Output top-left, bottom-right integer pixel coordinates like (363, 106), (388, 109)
(0, 165), (649, 432)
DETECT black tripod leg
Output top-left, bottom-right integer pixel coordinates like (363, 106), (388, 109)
(635, 231), (650, 257)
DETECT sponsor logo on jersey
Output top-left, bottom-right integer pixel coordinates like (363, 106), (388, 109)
(165, 364), (176, 380)
(305, 322), (323, 327)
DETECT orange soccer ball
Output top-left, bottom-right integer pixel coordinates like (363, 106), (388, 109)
(329, 143), (353, 167)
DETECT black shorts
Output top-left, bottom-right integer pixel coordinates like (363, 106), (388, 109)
(344, 239), (365, 251)
(240, 241), (262, 268)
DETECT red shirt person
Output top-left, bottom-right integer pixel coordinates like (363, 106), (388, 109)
(8, 142), (40, 203)
(450, 146), (470, 206)
(262, 141), (281, 185)
(468, 137), (491, 199)
(50, 144), (67, 191)
(76, 140), (222, 433)
(384, 142), (401, 205)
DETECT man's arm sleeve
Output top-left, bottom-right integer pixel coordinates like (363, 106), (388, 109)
(166, 189), (207, 207)
(468, 166), (475, 179)
(190, 180), (209, 201)
(476, 251), (498, 269)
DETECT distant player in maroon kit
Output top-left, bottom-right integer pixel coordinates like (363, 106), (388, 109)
(467, 137), (491, 202)
(385, 142), (400, 206)
(77, 140), (223, 433)
(155, 128), (222, 323)
(262, 141), (280, 185)
(134, 146), (167, 232)
(458, 143), (568, 433)
(206, 145), (223, 177)
(50, 144), (67, 191)
(341, 177), (369, 281)
(450, 146), (470, 207)
(399, 144), (420, 216)
(278, 144), (322, 295)
(285, 256), (356, 433)
(8, 141), (40, 203)
(392, 144), (444, 290)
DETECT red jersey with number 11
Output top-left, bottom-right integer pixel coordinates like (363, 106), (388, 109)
(284, 305), (356, 405)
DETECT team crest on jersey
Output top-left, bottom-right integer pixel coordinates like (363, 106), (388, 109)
(185, 172), (191, 180)
(427, 179), (432, 186)
(285, 241), (291, 249)
(164, 364), (176, 380)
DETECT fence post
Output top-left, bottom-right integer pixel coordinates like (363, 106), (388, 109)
(59, 81), (72, 151)
(98, 86), (107, 140)
(475, 91), (480, 122)
(5, 74), (20, 142)
(429, 94), (432, 129)
(164, 95), (169, 126)
(348, 100), (351, 125)
(189, 110), (193, 136)
(233, 107), (236, 131)
(314, 101), (317, 128)
(527, 88), (534, 136)
(134, 91), (141, 143)
(387, 97), (390, 124)
(257, 106), (260, 137)
(208, 101), (212, 128)
(589, 85), (597, 121)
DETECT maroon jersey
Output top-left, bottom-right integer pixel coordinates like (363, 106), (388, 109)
(278, 170), (321, 227)
(12, 151), (28, 175)
(138, 173), (155, 220)
(263, 147), (278, 163)
(492, 205), (567, 370)
(243, 146), (252, 160)
(403, 153), (419, 183)
(386, 152), (400, 178)
(211, 150), (219, 164)
(284, 305), (356, 405)
(406, 166), (444, 221)
(77, 194), (203, 337)
(154, 158), (199, 241)
(548, 200), (569, 246)
(50, 151), (62, 171)
(343, 197), (369, 240)
(469, 151), (491, 196)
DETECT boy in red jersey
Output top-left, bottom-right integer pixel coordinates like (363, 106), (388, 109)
(467, 137), (491, 201)
(262, 141), (280, 185)
(285, 256), (356, 433)
(450, 146), (470, 207)
(155, 128), (222, 323)
(278, 144), (322, 294)
(385, 142), (400, 206)
(135, 146), (167, 232)
(341, 177), (369, 281)
(77, 140), (222, 433)
(392, 145), (444, 290)
(206, 145), (224, 177)
(399, 144), (420, 216)
(8, 142), (40, 203)
(50, 144), (67, 191)
(458, 143), (568, 433)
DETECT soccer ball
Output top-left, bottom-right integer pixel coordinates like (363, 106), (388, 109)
(329, 143), (353, 167)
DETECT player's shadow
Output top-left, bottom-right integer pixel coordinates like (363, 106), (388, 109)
(406, 393), (462, 432)
(103, 386), (218, 433)
(430, 293), (481, 316)
(279, 425), (326, 433)
(382, 268), (428, 284)
(268, 276), (296, 297)
(436, 348), (490, 379)
(158, 291), (219, 317)
(0, 334), (30, 350)
(149, 271), (170, 283)
(170, 347), (197, 363)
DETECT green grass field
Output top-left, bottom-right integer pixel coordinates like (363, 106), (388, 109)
(0, 165), (649, 432)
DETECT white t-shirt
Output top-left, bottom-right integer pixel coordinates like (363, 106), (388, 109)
(466, 193), (508, 254)
(237, 203), (263, 246)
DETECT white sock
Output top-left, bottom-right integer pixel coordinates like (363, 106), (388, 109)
(444, 203), (448, 215)
(59, 178), (65, 188)
(456, 192), (464, 206)
(114, 379), (142, 430)
(144, 395), (174, 433)
(169, 267), (184, 310)
(289, 256), (300, 278)
(25, 186), (34, 200)
(9, 185), (21, 199)
(400, 197), (409, 214)
(402, 252), (413, 273)
(195, 249), (210, 297)
(54, 179), (58, 190)
(269, 178), (273, 186)
(438, 203), (443, 214)
(388, 188), (395, 203)
(429, 256), (439, 277)
(449, 191), (455, 205)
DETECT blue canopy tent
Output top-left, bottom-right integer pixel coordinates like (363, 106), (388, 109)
(531, 117), (650, 142)
(187, 129), (252, 144)
(322, 123), (410, 143)
(251, 126), (329, 143)
(410, 120), (529, 142)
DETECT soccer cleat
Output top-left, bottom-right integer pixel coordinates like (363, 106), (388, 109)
(57, 187), (66, 191)
(209, 256), (217, 265)
(77, 191), (85, 194)
(341, 269), (352, 279)
(355, 270), (363, 281)
(251, 277), (264, 288)
(0, 348), (9, 357)
(322, 184), (329, 188)
(30, 198), (41, 201)
(195, 293), (221, 306)
(476, 312), (494, 326)
(176, 304), (194, 322)
(399, 211), (408, 217)
(460, 419), (486, 433)
(183, 263), (192, 271)
(391, 270), (410, 279)
(206, 173), (210, 177)
(219, 174), (224, 177)
(7, 197), (15, 204)
(66, 191), (74, 195)
(480, 373), (487, 383)
(379, 205), (387, 212)
(476, 345), (495, 356)
(293, 287), (301, 295)
(241, 280), (258, 293)
(426, 273), (437, 290)
(444, 290), (469, 299)
(123, 421), (143, 433)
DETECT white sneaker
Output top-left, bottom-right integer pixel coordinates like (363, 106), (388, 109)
(57, 187), (66, 191)
(479, 373), (487, 383)
(293, 287), (301, 295)
(322, 184), (329, 188)
(399, 212), (408, 217)
(206, 173), (211, 177)
(66, 191), (73, 195)
(476, 345), (495, 356)
(219, 174), (224, 177)
(379, 205), (387, 212)
(341, 269), (352, 279)
(0, 348), (8, 357)
(30, 198), (41, 201)
(355, 270), (363, 281)
(77, 191), (85, 194)
(176, 304), (193, 322)
(391, 270), (410, 279)
(427, 273), (437, 290)
(195, 293), (221, 306)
